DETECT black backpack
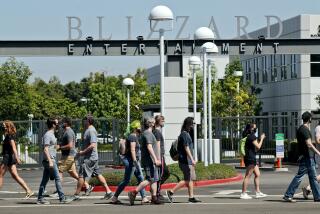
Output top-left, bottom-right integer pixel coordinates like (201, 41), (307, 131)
(169, 139), (179, 161)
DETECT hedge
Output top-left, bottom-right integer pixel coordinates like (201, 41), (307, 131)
(89, 162), (237, 186)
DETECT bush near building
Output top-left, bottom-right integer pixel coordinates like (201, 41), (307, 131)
(89, 162), (237, 186)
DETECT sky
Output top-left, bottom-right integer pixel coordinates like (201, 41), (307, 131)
(1, 0), (320, 83)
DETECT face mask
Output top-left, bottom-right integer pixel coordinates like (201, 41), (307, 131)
(253, 128), (257, 133)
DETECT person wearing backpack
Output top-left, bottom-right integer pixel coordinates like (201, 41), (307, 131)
(240, 123), (267, 199)
(128, 117), (162, 205)
(110, 120), (150, 204)
(166, 117), (201, 203)
(240, 124), (251, 157)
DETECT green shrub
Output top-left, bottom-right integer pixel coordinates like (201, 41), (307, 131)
(89, 162), (237, 186)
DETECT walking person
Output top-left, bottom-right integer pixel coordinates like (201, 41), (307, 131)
(128, 117), (162, 205)
(166, 117), (201, 203)
(111, 120), (150, 204)
(56, 117), (93, 196)
(302, 120), (320, 199)
(0, 120), (34, 199)
(153, 115), (170, 201)
(72, 115), (113, 200)
(240, 123), (267, 199)
(283, 111), (320, 202)
(37, 117), (73, 204)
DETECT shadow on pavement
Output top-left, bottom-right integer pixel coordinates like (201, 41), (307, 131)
(213, 196), (241, 199)
(16, 201), (37, 204)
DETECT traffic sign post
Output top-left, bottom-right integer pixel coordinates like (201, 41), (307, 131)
(275, 133), (288, 171)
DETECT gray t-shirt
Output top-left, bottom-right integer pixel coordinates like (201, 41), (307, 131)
(141, 130), (156, 166)
(42, 130), (57, 161)
(82, 126), (98, 161)
(153, 128), (165, 157)
(125, 134), (141, 160)
(60, 127), (77, 157)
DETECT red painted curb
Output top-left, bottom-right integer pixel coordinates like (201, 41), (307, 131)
(84, 173), (243, 192)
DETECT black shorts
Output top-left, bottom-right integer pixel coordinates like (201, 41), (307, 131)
(244, 158), (257, 167)
(179, 162), (196, 181)
(1, 154), (17, 166)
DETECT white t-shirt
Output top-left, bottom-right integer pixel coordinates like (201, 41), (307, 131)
(314, 125), (320, 164)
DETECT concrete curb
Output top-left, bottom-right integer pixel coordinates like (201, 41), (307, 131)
(85, 173), (243, 192)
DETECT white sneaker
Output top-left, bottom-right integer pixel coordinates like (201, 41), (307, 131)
(255, 192), (267, 198)
(240, 192), (252, 199)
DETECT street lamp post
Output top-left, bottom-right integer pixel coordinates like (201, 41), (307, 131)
(189, 56), (201, 162)
(149, 5), (174, 141)
(234, 71), (243, 140)
(202, 44), (218, 166)
(122, 78), (134, 132)
(194, 27), (216, 167)
(207, 59), (214, 164)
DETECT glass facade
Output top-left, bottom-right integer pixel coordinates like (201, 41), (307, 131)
(241, 54), (298, 85)
(311, 54), (320, 77)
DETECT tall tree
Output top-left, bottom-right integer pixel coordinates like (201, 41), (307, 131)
(0, 57), (33, 120)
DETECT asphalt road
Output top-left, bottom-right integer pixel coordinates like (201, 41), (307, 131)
(0, 165), (320, 214)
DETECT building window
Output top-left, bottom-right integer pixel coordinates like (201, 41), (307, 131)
(280, 112), (288, 137)
(291, 112), (298, 138)
(262, 56), (268, 83)
(290, 55), (297, 79)
(245, 60), (252, 82)
(271, 55), (278, 82)
(311, 54), (320, 77)
(280, 55), (287, 80)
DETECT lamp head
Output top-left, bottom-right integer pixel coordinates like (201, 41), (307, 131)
(149, 5), (174, 21)
(194, 27), (215, 40)
(201, 42), (218, 53)
(122, 77), (134, 86)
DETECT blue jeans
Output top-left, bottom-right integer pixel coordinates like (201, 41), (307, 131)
(114, 156), (145, 198)
(38, 160), (65, 201)
(284, 157), (320, 200)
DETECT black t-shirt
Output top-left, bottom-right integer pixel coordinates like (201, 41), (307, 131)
(153, 128), (165, 157)
(245, 133), (257, 160)
(297, 125), (312, 158)
(125, 134), (141, 160)
(2, 135), (14, 156)
(178, 131), (193, 164)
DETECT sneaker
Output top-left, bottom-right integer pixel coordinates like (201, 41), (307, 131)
(166, 190), (173, 203)
(37, 198), (50, 205)
(240, 192), (252, 199)
(151, 196), (163, 205)
(25, 191), (35, 199)
(110, 197), (123, 204)
(84, 185), (94, 196)
(302, 187), (311, 200)
(72, 194), (80, 201)
(141, 197), (151, 204)
(255, 192), (267, 198)
(103, 192), (113, 200)
(158, 194), (165, 201)
(128, 191), (137, 206)
(188, 197), (201, 203)
(60, 196), (73, 204)
(283, 196), (296, 203)
(49, 191), (59, 198)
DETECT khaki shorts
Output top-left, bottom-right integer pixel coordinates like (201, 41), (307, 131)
(58, 156), (76, 173)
